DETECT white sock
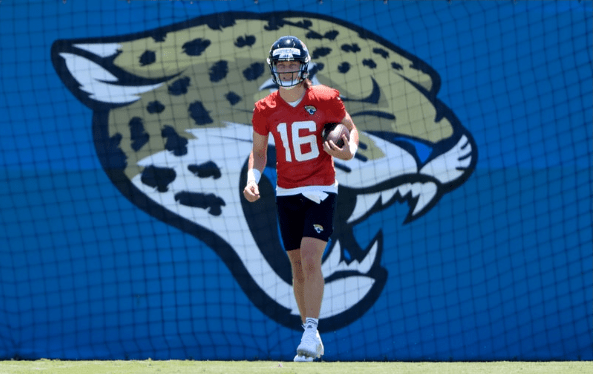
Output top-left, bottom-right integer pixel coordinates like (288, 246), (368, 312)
(305, 317), (318, 330)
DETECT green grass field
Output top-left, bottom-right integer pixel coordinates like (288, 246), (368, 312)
(0, 360), (591, 374)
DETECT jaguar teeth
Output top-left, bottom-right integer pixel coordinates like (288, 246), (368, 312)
(347, 182), (439, 223)
(347, 192), (381, 224)
(410, 182), (438, 216)
(322, 237), (379, 276)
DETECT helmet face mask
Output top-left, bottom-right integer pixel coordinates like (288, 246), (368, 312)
(267, 36), (310, 89)
(270, 61), (306, 89)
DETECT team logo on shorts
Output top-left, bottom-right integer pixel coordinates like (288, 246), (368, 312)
(51, 11), (477, 332)
(313, 224), (324, 234)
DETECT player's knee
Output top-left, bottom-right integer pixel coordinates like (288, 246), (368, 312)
(300, 256), (322, 277)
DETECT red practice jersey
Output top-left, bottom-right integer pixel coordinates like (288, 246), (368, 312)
(252, 85), (346, 189)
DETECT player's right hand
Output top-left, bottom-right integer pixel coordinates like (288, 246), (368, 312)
(243, 181), (261, 202)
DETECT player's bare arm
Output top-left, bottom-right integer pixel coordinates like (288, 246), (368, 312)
(323, 112), (359, 161)
(243, 131), (268, 202)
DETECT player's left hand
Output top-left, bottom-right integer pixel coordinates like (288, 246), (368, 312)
(323, 134), (355, 160)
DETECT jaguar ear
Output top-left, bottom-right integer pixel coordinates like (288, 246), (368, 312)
(51, 40), (168, 109)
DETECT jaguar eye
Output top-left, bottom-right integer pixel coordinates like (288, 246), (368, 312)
(340, 79), (396, 120)
(340, 78), (380, 104)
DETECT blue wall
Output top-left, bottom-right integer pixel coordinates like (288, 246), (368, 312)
(0, 0), (591, 361)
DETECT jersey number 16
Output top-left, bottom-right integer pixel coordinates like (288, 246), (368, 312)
(277, 121), (320, 163)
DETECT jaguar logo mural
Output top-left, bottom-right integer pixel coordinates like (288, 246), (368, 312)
(51, 11), (477, 332)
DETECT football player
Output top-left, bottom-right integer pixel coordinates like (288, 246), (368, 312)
(243, 35), (359, 362)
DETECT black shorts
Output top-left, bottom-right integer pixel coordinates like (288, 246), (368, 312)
(276, 193), (337, 251)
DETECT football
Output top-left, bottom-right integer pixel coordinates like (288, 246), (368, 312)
(322, 123), (349, 148)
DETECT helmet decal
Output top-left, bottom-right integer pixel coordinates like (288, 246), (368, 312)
(272, 47), (302, 59)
